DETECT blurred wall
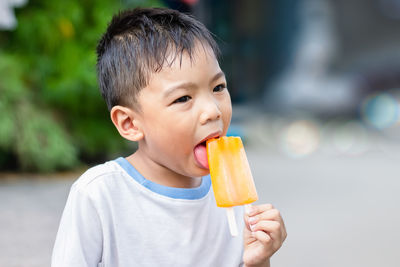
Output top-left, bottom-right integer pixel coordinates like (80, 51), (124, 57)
(188, 0), (400, 116)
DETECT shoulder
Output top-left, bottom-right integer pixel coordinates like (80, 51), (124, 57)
(71, 160), (125, 195)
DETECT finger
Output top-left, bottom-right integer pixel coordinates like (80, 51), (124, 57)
(250, 221), (283, 241)
(251, 230), (272, 248)
(252, 229), (284, 256)
(249, 209), (284, 224)
(243, 213), (252, 232)
(246, 203), (274, 217)
(249, 209), (287, 240)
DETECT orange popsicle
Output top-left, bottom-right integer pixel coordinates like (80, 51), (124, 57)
(206, 136), (258, 207)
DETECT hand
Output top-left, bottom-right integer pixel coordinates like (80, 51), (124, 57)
(242, 204), (287, 267)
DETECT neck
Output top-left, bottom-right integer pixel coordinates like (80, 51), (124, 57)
(126, 150), (202, 189)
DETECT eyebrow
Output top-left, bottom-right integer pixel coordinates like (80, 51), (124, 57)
(211, 71), (226, 83)
(163, 71), (226, 98)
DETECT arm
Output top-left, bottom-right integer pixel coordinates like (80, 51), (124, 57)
(242, 204), (287, 267)
(51, 186), (103, 267)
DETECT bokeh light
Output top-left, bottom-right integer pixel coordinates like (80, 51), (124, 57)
(281, 120), (320, 158)
(361, 92), (400, 130)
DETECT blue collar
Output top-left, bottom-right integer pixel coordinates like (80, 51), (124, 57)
(115, 157), (211, 200)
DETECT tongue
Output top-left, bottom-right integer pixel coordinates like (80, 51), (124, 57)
(194, 144), (209, 169)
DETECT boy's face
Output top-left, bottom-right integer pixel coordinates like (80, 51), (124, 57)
(135, 43), (232, 179)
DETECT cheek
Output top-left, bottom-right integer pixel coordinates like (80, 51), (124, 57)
(221, 97), (232, 125)
(148, 116), (193, 149)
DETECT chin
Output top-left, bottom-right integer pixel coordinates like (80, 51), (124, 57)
(185, 166), (209, 178)
(194, 167), (210, 177)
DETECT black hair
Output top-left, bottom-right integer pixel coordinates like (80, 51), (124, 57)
(96, 7), (220, 110)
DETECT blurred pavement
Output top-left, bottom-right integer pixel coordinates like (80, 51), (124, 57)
(249, 149), (400, 267)
(1, 111), (399, 267)
(0, 176), (74, 267)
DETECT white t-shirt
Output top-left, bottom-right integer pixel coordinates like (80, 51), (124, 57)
(52, 158), (244, 267)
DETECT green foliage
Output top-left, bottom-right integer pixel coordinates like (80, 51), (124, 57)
(0, 52), (78, 171)
(0, 0), (163, 172)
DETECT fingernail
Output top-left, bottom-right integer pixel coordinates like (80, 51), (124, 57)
(246, 206), (255, 215)
(248, 216), (257, 224)
(250, 224), (255, 231)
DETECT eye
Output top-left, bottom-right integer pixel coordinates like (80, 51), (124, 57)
(173, 95), (191, 104)
(213, 84), (226, 92)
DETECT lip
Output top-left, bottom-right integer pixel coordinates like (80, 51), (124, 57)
(197, 131), (222, 146)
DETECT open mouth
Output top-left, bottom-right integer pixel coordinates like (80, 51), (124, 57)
(193, 132), (221, 169)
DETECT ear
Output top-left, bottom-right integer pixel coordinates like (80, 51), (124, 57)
(110, 105), (144, 142)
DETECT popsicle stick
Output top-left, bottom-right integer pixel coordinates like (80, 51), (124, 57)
(226, 207), (238, 237)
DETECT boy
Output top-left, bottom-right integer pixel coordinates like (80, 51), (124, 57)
(52, 7), (286, 267)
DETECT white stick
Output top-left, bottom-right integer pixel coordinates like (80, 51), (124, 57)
(226, 207), (238, 237)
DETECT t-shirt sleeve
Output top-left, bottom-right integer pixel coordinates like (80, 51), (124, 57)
(51, 185), (103, 267)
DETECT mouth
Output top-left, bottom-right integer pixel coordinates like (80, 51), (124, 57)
(199, 132), (221, 145)
(193, 131), (222, 169)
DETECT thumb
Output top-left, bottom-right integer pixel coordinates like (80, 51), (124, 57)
(243, 213), (256, 246)
(243, 213), (252, 232)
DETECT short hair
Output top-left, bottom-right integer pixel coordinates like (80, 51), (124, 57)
(96, 7), (220, 111)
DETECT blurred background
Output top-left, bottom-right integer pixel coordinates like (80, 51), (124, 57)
(1, 0), (399, 266)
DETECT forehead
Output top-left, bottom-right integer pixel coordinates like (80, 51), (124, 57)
(132, 41), (222, 113)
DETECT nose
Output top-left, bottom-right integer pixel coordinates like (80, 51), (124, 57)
(199, 98), (222, 125)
